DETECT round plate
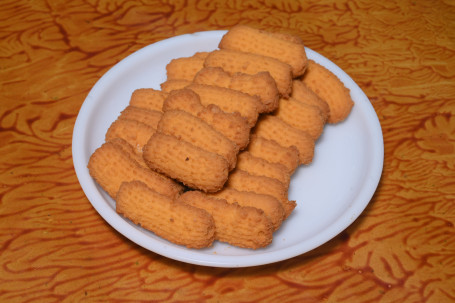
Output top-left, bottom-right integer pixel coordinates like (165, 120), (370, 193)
(72, 30), (384, 268)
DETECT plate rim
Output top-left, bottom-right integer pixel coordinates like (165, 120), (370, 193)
(72, 30), (384, 268)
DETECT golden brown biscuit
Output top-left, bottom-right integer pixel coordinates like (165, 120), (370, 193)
(160, 79), (191, 93)
(105, 119), (156, 154)
(191, 51), (210, 59)
(254, 115), (315, 165)
(129, 88), (167, 112)
(197, 105), (251, 150)
(208, 188), (285, 231)
(119, 106), (163, 129)
(108, 138), (148, 168)
(219, 25), (308, 77)
(273, 97), (325, 140)
(193, 67), (279, 113)
(291, 79), (330, 121)
(227, 169), (296, 218)
(162, 88), (205, 115)
(116, 181), (215, 249)
(247, 135), (300, 174)
(204, 49), (293, 97)
(157, 110), (239, 170)
(166, 55), (205, 81)
(236, 151), (291, 187)
(178, 191), (274, 249)
(186, 83), (261, 127)
(143, 133), (229, 192)
(301, 60), (354, 124)
(163, 89), (251, 149)
(193, 66), (232, 87)
(88, 140), (183, 200)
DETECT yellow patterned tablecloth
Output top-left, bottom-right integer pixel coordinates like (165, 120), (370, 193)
(1, 1), (454, 302)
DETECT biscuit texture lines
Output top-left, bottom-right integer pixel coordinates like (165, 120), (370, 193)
(143, 133), (230, 192)
(117, 181), (215, 249)
(219, 25), (308, 77)
(178, 191), (274, 249)
(88, 141), (183, 200)
(301, 60), (354, 124)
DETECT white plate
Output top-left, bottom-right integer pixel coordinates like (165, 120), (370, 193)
(72, 30), (384, 268)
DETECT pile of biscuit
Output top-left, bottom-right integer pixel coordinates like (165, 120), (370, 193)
(88, 25), (354, 249)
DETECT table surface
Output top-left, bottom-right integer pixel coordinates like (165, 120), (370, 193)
(1, 1), (454, 302)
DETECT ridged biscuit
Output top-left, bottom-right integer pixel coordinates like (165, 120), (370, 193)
(129, 88), (167, 112)
(236, 151), (291, 187)
(193, 67), (279, 113)
(160, 79), (191, 93)
(186, 83), (261, 127)
(254, 115), (315, 165)
(119, 106), (163, 129)
(88, 140), (183, 200)
(116, 181), (215, 248)
(157, 110), (239, 170)
(274, 97), (326, 140)
(247, 135), (300, 174)
(291, 79), (330, 121)
(108, 138), (148, 168)
(178, 191), (274, 249)
(227, 170), (296, 218)
(166, 55), (205, 81)
(219, 25), (308, 77)
(204, 49), (293, 97)
(163, 89), (251, 149)
(105, 118), (156, 154)
(197, 105), (251, 150)
(143, 133), (229, 192)
(192, 51), (210, 59)
(208, 188), (285, 231)
(301, 60), (354, 124)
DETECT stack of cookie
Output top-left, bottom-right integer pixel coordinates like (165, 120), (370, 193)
(88, 25), (354, 249)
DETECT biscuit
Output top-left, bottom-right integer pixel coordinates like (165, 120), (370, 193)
(191, 51), (210, 59)
(197, 105), (251, 150)
(193, 67), (279, 113)
(119, 106), (163, 129)
(105, 118), (156, 154)
(236, 151), (291, 187)
(227, 170), (296, 218)
(157, 110), (239, 170)
(208, 188), (285, 231)
(143, 133), (229, 192)
(129, 88), (167, 112)
(186, 83), (261, 127)
(274, 97), (325, 140)
(116, 181), (215, 248)
(247, 135), (300, 174)
(219, 25), (308, 77)
(254, 115), (314, 165)
(163, 89), (251, 149)
(291, 79), (330, 121)
(160, 79), (191, 93)
(301, 60), (354, 124)
(88, 140), (183, 200)
(108, 137), (148, 168)
(178, 191), (274, 249)
(204, 49), (293, 97)
(162, 88), (205, 114)
(229, 71), (280, 113)
(166, 55), (205, 81)
(193, 66), (232, 87)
